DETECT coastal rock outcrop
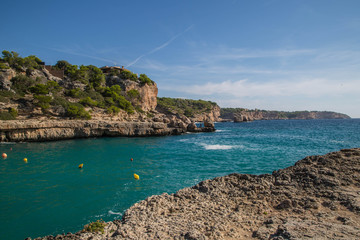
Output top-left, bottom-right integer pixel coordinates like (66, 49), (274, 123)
(0, 120), (186, 142)
(0, 68), (16, 91)
(31, 148), (360, 239)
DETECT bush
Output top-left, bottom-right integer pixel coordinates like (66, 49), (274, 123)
(11, 75), (35, 96)
(127, 89), (140, 99)
(0, 108), (18, 120)
(66, 103), (91, 119)
(117, 95), (134, 114)
(30, 84), (49, 95)
(2, 51), (43, 71)
(138, 74), (154, 85)
(9, 108), (18, 117)
(34, 95), (52, 110)
(53, 60), (71, 70)
(0, 90), (17, 102)
(157, 97), (216, 115)
(79, 97), (98, 107)
(0, 62), (9, 69)
(107, 106), (120, 115)
(51, 96), (70, 108)
(66, 88), (88, 98)
(84, 220), (106, 234)
(120, 70), (137, 81)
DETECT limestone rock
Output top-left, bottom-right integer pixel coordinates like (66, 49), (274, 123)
(30, 148), (360, 240)
(0, 68), (16, 90)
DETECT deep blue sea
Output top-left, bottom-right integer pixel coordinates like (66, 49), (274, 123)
(1, 119), (360, 239)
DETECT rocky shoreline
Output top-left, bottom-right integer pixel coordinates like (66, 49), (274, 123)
(0, 119), (215, 142)
(29, 148), (360, 239)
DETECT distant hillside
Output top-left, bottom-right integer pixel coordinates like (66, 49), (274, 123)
(220, 108), (350, 122)
(156, 97), (220, 121)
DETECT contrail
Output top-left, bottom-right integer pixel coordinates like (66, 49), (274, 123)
(45, 47), (118, 65)
(126, 25), (194, 68)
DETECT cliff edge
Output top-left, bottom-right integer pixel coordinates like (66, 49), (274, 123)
(30, 148), (360, 239)
(0, 51), (217, 141)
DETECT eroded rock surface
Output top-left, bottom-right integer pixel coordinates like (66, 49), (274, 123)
(31, 148), (360, 239)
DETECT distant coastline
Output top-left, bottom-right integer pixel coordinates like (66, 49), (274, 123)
(220, 108), (350, 122)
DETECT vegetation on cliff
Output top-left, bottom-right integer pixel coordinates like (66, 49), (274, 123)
(157, 97), (217, 118)
(221, 108), (350, 120)
(0, 50), (156, 120)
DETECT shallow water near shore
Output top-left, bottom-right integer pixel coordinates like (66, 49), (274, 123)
(1, 119), (360, 239)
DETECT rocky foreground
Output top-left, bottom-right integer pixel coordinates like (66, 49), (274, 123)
(30, 148), (360, 239)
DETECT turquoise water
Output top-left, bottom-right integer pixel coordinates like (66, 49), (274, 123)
(1, 119), (360, 239)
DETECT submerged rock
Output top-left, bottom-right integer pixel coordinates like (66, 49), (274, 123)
(30, 148), (360, 239)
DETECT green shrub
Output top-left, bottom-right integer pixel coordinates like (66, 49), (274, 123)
(51, 96), (70, 107)
(0, 62), (9, 69)
(2, 51), (43, 71)
(66, 103), (91, 119)
(53, 60), (71, 70)
(79, 97), (98, 107)
(11, 75), (35, 96)
(107, 106), (120, 114)
(138, 73), (154, 85)
(0, 108), (18, 120)
(127, 89), (140, 99)
(120, 70), (137, 81)
(84, 220), (106, 234)
(0, 111), (15, 120)
(117, 95), (134, 114)
(34, 95), (52, 110)
(0, 90), (17, 102)
(46, 81), (62, 93)
(30, 84), (49, 95)
(157, 97), (216, 115)
(9, 108), (18, 118)
(66, 88), (88, 98)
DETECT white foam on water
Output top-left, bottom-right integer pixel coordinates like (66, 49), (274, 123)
(108, 210), (122, 216)
(202, 144), (234, 150)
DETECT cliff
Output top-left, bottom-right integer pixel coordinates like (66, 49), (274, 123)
(220, 108), (351, 122)
(30, 148), (360, 239)
(0, 51), (215, 141)
(0, 120), (187, 142)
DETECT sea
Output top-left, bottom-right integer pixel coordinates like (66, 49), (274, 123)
(1, 119), (360, 239)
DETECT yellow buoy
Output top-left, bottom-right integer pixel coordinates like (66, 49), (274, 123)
(23, 158), (28, 163)
(2, 153), (7, 159)
(78, 163), (83, 168)
(134, 173), (140, 180)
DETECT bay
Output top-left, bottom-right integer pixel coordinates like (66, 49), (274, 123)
(1, 119), (359, 239)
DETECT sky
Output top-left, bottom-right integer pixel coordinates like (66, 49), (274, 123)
(2, 0), (360, 117)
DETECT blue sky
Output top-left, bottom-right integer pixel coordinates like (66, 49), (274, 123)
(2, 0), (360, 117)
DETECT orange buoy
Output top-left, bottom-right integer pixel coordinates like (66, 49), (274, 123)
(23, 158), (28, 163)
(130, 158), (133, 162)
(134, 173), (139, 180)
(78, 163), (83, 168)
(2, 153), (7, 159)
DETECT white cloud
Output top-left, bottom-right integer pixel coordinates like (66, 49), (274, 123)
(163, 78), (360, 98)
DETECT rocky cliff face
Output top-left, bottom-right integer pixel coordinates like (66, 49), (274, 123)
(191, 104), (221, 122)
(0, 68), (16, 90)
(0, 119), (187, 142)
(30, 148), (360, 240)
(1, 61), (216, 141)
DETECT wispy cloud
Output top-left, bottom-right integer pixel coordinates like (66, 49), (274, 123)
(163, 77), (360, 98)
(126, 25), (194, 68)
